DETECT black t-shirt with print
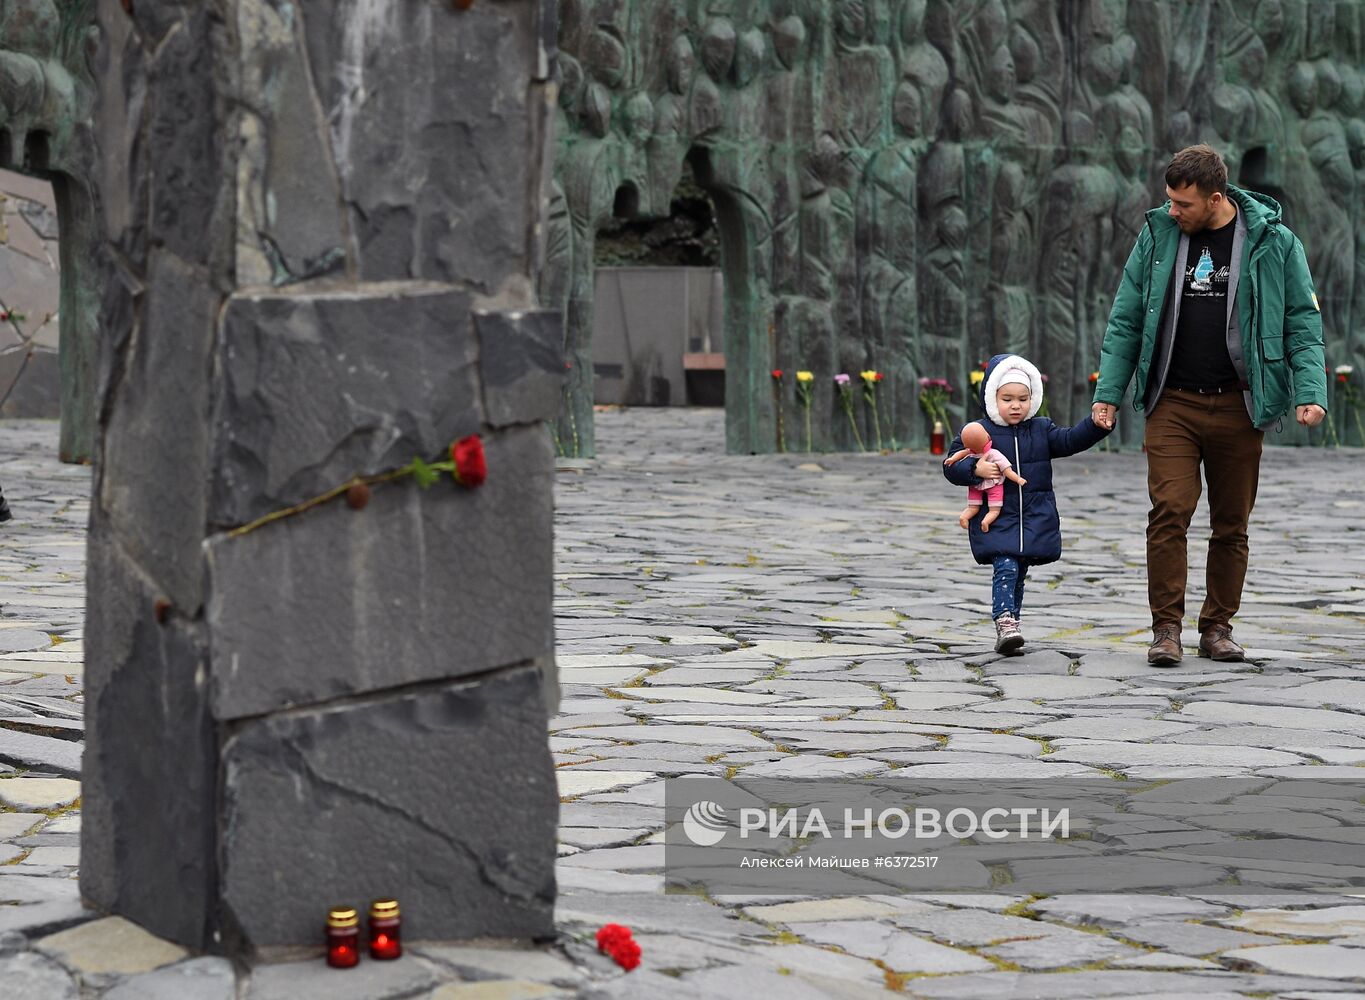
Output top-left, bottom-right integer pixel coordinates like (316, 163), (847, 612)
(1167, 211), (1240, 389)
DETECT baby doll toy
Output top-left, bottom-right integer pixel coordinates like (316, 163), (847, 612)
(943, 423), (1026, 531)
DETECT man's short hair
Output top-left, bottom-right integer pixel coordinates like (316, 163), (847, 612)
(1165, 144), (1228, 196)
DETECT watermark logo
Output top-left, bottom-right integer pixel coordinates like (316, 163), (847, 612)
(682, 800), (728, 846)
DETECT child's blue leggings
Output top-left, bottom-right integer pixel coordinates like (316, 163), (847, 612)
(991, 556), (1028, 620)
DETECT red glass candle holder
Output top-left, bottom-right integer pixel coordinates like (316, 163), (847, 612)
(368, 899), (402, 960)
(326, 907), (360, 968)
(929, 421), (946, 456)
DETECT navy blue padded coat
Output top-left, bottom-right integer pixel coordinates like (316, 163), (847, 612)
(942, 354), (1111, 566)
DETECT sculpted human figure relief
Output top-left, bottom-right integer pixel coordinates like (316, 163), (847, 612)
(541, 0), (1359, 455)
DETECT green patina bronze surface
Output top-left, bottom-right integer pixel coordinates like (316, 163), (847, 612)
(549, 0), (1365, 455)
(0, 0), (97, 462)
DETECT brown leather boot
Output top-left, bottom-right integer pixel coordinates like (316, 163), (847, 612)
(1148, 623), (1182, 666)
(1199, 624), (1245, 662)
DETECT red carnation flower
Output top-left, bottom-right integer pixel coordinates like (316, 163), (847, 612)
(596, 923), (641, 971)
(608, 937), (641, 970)
(771, 369), (783, 379)
(451, 434), (487, 487)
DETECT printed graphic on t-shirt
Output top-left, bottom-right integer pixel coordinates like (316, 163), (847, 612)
(1185, 246), (1229, 297)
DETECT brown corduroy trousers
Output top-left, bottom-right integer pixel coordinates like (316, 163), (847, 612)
(1144, 389), (1264, 632)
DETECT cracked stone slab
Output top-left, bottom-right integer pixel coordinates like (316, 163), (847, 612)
(428, 982), (565, 1000)
(412, 943), (584, 986)
(559, 725), (772, 749)
(208, 424), (554, 719)
(209, 285), (481, 527)
(1222, 943), (1365, 978)
(221, 666), (557, 946)
(740, 640), (907, 660)
(104, 956), (237, 1000)
(1044, 740), (1304, 768)
(34, 916), (188, 978)
(1116, 920), (1284, 955)
(794, 919), (994, 973)
(556, 770), (655, 798)
(474, 310), (565, 428)
(244, 954), (442, 1000)
(742, 897), (902, 924)
(1224, 906), (1365, 938)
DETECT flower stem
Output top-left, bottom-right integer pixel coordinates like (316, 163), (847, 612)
(774, 386), (786, 453)
(845, 406), (865, 452)
(869, 396), (884, 451)
(227, 466), (410, 540)
(804, 406), (812, 453)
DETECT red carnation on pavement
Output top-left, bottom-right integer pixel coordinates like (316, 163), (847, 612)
(595, 923), (641, 971)
(451, 434), (487, 487)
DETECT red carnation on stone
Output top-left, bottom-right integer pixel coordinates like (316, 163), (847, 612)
(595, 923), (641, 971)
(451, 434), (487, 487)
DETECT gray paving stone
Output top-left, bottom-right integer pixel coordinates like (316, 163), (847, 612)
(1117, 920), (1285, 955)
(244, 955), (441, 1000)
(737, 755), (888, 779)
(795, 919), (994, 973)
(7, 408), (1365, 992)
(555, 891), (759, 938)
(979, 924), (1148, 968)
(0, 813), (43, 839)
(104, 957), (237, 1000)
(903, 969), (1356, 998)
(0, 950), (78, 1000)
(412, 944), (584, 986)
(0, 898), (93, 937)
(1222, 943), (1365, 978)
(0, 873), (81, 905)
(1045, 740), (1305, 768)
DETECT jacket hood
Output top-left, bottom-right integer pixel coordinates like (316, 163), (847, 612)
(980, 354), (1044, 424)
(1146, 183), (1282, 234)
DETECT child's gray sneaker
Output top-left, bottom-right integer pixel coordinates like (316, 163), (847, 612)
(994, 614), (1024, 655)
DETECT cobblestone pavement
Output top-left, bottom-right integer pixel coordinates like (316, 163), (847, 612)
(2, 410), (1365, 997)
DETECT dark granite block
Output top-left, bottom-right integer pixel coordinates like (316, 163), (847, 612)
(80, 537), (217, 950)
(209, 285), (481, 528)
(207, 424), (554, 720)
(98, 250), (214, 613)
(238, 1), (347, 282)
(220, 665), (558, 948)
(298, 0), (537, 288)
(475, 309), (564, 427)
(145, 6), (229, 267)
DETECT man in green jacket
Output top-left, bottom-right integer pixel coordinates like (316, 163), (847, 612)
(1091, 144), (1327, 666)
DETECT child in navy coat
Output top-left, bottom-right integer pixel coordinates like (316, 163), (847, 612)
(942, 354), (1111, 654)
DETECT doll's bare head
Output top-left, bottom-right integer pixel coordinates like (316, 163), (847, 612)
(960, 423), (992, 453)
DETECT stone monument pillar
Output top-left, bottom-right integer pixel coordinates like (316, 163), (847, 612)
(81, 0), (562, 952)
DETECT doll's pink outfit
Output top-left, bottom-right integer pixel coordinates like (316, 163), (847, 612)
(968, 448), (1013, 507)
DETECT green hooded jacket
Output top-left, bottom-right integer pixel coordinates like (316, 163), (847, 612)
(1093, 185), (1327, 427)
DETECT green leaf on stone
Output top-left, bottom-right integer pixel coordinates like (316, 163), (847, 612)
(409, 456), (439, 489)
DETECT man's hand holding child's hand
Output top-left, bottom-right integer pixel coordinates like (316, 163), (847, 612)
(1091, 402), (1116, 430)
